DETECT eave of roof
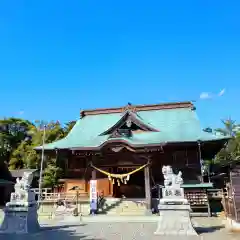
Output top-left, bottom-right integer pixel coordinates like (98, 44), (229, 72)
(36, 131), (229, 151)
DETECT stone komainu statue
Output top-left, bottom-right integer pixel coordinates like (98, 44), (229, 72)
(162, 165), (183, 187)
(1, 171), (40, 234)
(15, 172), (33, 191)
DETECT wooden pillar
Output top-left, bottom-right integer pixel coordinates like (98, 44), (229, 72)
(197, 141), (204, 183)
(90, 155), (97, 180)
(91, 169), (96, 180)
(55, 148), (59, 166)
(144, 164), (151, 212)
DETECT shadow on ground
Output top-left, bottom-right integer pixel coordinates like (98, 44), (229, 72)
(195, 225), (224, 235)
(0, 224), (103, 240)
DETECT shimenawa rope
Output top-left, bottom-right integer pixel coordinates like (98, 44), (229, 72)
(90, 163), (149, 186)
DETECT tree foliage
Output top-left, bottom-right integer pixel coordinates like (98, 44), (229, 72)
(0, 117), (76, 188)
(0, 118), (33, 164)
(215, 118), (239, 137)
(42, 157), (63, 188)
(214, 118), (240, 164)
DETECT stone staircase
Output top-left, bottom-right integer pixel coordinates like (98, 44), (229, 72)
(37, 198), (149, 218)
(106, 199), (147, 216)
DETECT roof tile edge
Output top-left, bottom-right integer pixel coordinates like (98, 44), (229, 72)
(80, 101), (194, 118)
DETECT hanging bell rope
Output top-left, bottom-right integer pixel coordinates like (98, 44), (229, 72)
(90, 162), (150, 185)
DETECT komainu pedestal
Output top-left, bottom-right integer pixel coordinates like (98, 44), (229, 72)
(0, 172), (40, 234)
(154, 166), (198, 236)
(154, 202), (198, 236)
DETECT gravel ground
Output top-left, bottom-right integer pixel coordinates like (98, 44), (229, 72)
(0, 217), (239, 240)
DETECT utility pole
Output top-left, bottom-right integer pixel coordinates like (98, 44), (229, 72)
(38, 124), (46, 205)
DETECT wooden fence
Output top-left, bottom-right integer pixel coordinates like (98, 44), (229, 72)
(222, 166), (240, 222)
(31, 188), (88, 203)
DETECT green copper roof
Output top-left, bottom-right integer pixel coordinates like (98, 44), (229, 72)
(37, 107), (229, 150)
(182, 183), (213, 188)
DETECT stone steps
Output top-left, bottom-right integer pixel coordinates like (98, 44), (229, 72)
(107, 211), (146, 216)
(37, 199), (149, 217)
(107, 208), (146, 211)
(106, 200), (147, 215)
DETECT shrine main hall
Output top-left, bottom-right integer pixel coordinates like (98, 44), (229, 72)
(37, 101), (228, 211)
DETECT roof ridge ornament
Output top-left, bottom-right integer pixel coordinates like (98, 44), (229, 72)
(121, 103), (137, 114)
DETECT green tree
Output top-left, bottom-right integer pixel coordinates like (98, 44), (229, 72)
(42, 157), (62, 189)
(0, 118), (33, 165)
(1, 117), (76, 188)
(215, 118), (239, 137)
(9, 120), (65, 169)
(214, 119), (240, 164)
(63, 120), (76, 136)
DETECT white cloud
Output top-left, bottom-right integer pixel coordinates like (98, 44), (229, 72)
(18, 111), (24, 115)
(218, 88), (225, 96)
(199, 88), (226, 100)
(200, 92), (212, 99)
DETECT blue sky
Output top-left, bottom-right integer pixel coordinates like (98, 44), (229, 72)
(0, 0), (239, 128)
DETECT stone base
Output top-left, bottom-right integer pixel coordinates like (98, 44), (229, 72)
(154, 204), (198, 236)
(224, 217), (240, 232)
(144, 209), (152, 216)
(0, 205), (40, 234)
(160, 198), (188, 205)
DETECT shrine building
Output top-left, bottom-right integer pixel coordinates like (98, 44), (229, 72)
(36, 101), (229, 211)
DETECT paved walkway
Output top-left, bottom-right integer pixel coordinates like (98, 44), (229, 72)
(0, 217), (239, 240)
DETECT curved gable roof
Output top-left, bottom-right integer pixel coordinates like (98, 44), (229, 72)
(99, 110), (159, 136)
(35, 102), (229, 150)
